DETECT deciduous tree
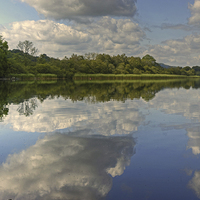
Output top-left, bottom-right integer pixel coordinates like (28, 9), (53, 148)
(0, 36), (9, 77)
(17, 40), (38, 66)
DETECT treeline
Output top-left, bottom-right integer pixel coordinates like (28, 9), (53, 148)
(6, 51), (198, 77)
(0, 37), (200, 78)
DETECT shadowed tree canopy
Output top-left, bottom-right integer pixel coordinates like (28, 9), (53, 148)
(0, 36), (9, 77)
(142, 54), (156, 66)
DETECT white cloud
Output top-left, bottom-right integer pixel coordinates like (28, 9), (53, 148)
(144, 33), (200, 66)
(20, 0), (137, 21)
(1, 20), (91, 57)
(1, 18), (145, 58)
(189, 0), (200, 26)
(136, 0), (200, 66)
(0, 133), (135, 199)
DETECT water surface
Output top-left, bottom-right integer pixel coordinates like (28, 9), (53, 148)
(1, 79), (200, 199)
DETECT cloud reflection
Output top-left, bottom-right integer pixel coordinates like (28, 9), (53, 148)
(187, 126), (200, 155)
(2, 97), (145, 135)
(189, 170), (200, 199)
(150, 88), (200, 121)
(0, 133), (135, 200)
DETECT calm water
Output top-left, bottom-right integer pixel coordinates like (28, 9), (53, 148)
(1, 79), (200, 199)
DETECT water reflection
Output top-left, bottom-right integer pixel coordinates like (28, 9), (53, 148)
(0, 133), (135, 200)
(186, 126), (200, 198)
(149, 88), (200, 121)
(1, 80), (200, 199)
(2, 98), (145, 135)
(148, 87), (200, 155)
(187, 127), (200, 155)
(189, 170), (200, 199)
(0, 79), (200, 121)
(1, 80), (200, 134)
(17, 98), (38, 117)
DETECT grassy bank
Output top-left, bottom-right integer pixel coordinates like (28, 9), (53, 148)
(74, 79), (197, 84)
(9, 73), (57, 80)
(74, 73), (200, 80)
(9, 80), (57, 85)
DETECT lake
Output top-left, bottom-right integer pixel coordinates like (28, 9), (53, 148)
(1, 79), (200, 199)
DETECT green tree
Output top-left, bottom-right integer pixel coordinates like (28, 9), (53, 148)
(37, 54), (50, 64)
(17, 40), (38, 66)
(183, 66), (191, 71)
(17, 40), (38, 56)
(141, 54), (156, 66)
(0, 36), (9, 77)
(128, 56), (143, 70)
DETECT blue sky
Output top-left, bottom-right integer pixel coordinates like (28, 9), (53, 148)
(1, 0), (200, 66)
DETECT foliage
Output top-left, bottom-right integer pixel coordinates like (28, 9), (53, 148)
(17, 40), (38, 56)
(1, 79), (200, 119)
(36, 74), (57, 78)
(0, 36), (9, 77)
(16, 40), (38, 66)
(1, 37), (198, 78)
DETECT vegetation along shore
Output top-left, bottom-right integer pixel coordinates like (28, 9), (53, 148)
(1, 36), (200, 80)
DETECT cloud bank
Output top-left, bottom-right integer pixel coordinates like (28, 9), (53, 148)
(144, 33), (200, 66)
(189, 0), (200, 26)
(1, 18), (145, 58)
(20, 0), (137, 21)
(3, 0), (200, 67)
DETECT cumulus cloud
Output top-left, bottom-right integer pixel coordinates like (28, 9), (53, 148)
(0, 133), (135, 199)
(1, 97), (145, 135)
(82, 17), (145, 46)
(20, 0), (137, 21)
(1, 18), (145, 61)
(1, 20), (91, 57)
(139, 0), (200, 66)
(188, 0), (200, 26)
(144, 33), (200, 66)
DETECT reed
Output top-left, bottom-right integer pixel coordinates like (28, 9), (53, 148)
(36, 74), (57, 79)
(73, 73), (200, 80)
(9, 73), (57, 80)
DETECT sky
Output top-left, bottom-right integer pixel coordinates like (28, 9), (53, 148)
(0, 0), (200, 66)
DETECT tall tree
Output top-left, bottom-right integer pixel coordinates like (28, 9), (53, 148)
(17, 40), (38, 66)
(0, 36), (9, 77)
(17, 40), (38, 55)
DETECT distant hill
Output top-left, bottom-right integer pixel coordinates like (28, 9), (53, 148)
(159, 63), (173, 69)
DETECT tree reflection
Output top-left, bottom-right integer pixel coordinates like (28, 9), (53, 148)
(17, 98), (37, 116)
(0, 79), (200, 119)
(0, 82), (9, 121)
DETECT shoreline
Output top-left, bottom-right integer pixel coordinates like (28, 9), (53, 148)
(73, 74), (200, 80)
